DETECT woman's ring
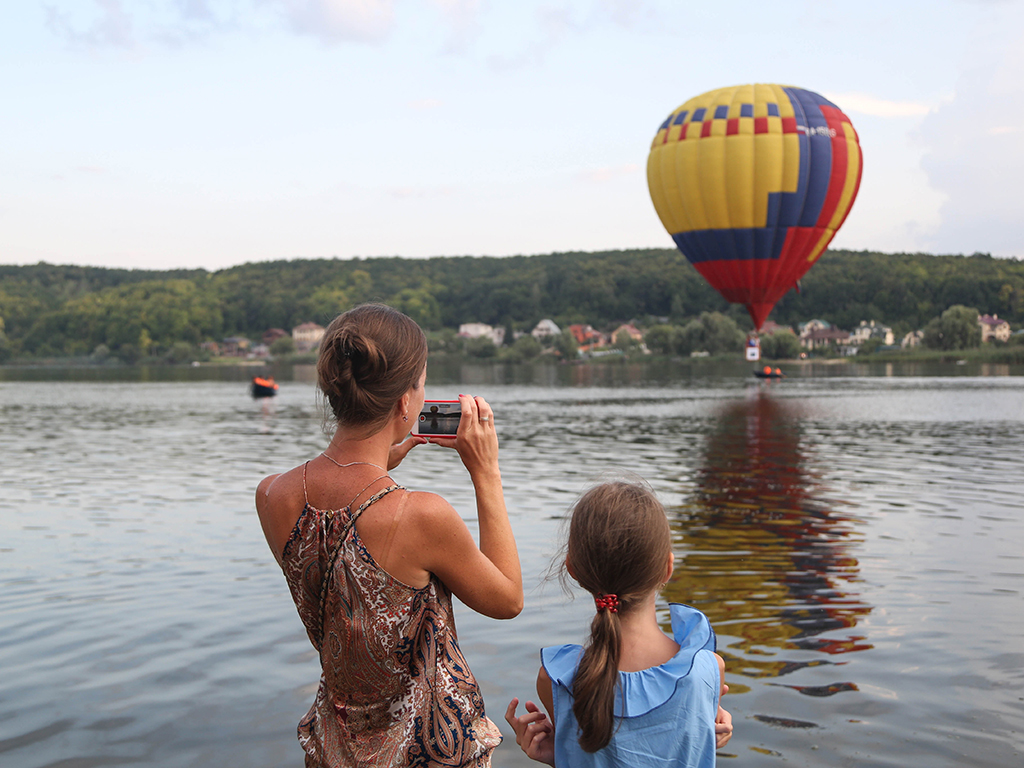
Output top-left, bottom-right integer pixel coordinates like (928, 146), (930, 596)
(479, 416), (491, 422)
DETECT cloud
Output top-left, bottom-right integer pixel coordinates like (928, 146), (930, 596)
(824, 92), (933, 118)
(45, 0), (135, 49)
(917, 19), (1024, 256)
(43, 0), (396, 48)
(487, 4), (577, 71)
(576, 164), (639, 183)
(598, 0), (657, 28)
(266, 0), (396, 44)
(429, 0), (481, 52)
(44, 0), (239, 49)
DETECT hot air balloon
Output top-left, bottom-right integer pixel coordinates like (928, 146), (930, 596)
(647, 84), (863, 330)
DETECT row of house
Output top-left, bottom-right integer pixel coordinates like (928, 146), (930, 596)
(203, 322), (327, 358)
(792, 314), (1012, 355)
(203, 312), (1014, 359)
(460, 319), (644, 353)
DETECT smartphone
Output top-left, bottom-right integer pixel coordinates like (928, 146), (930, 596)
(414, 400), (461, 437)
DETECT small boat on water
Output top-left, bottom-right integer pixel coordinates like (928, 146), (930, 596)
(251, 376), (279, 398)
(753, 366), (786, 380)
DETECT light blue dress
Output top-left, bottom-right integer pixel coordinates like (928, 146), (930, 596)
(541, 603), (720, 768)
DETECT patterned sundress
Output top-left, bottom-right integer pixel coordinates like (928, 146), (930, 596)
(280, 466), (502, 767)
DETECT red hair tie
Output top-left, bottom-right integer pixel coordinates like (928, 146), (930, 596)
(594, 594), (619, 613)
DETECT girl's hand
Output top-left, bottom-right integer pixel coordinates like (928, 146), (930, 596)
(715, 705), (733, 749)
(504, 698), (555, 766)
(388, 435), (427, 470)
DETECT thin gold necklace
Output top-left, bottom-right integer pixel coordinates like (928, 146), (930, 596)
(320, 452), (386, 472)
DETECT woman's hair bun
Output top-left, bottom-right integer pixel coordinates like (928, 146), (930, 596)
(316, 304), (427, 431)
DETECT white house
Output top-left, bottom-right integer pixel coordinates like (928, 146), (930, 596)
(798, 319), (832, 338)
(292, 322), (325, 353)
(978, 314), (1011, 343)
(531, 319), (561, 340)
(902, 330), (925, 348)
(458, 322), (505, 346)
(849, 320), (895, 346)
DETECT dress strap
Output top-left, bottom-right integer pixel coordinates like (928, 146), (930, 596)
(302, 461), (309, 506)
(378, 490), (409, 575)
(315, 484), (405, 649)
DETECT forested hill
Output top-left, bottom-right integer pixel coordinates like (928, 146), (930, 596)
(1, 249), (1022, 358)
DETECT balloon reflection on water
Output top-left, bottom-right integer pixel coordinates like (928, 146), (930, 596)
(662, 392), (872, 693)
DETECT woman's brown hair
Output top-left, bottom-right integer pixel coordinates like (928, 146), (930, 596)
(565, 481), (672, 752)
(316, 303), (428, 432)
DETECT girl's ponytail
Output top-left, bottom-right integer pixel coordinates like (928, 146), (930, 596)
(563, 481), (671, 753)
(573, 601), (622, 751)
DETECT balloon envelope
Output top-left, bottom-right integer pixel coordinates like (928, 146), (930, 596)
(647, 84), (863, 330)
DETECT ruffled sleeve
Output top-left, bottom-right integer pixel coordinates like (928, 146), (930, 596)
(541, 643), (584, 690)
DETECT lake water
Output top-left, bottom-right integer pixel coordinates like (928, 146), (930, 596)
(1, 361), (1023, 767)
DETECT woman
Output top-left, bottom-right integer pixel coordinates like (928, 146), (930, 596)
(256, 304), (522, 767)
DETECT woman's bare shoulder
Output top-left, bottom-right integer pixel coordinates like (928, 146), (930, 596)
(256, 465), (305, 515)
(402, 489), (459, 520)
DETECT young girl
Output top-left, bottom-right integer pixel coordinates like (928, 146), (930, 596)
(505, 481), (733, 767)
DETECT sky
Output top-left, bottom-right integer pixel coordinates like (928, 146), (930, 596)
(2, 0), (1022, 271)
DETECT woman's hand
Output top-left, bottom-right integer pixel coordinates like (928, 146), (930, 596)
(388, 435), (427, 470)
(428, 395), (499, 481)
(504, 698), (555, 766)
(715, 705), (733, 748)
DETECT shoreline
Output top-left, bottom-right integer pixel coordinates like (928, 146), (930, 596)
(3, 346), (1024, 374)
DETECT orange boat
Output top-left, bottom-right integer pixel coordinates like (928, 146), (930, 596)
(251, 376), (279, 398)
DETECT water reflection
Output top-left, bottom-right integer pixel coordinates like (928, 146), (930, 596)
(664, 392), (872, 685)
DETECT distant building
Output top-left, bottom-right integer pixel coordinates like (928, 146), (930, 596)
(262, 328), (289, 345)
(800, 328), (851, 351)
(978, 314), (1011, 343)
(249, 343), (270, 359)
(221, 336), (250, 356)
(850, 320), (894, 346)
(458, 322), (505, 346)
(611, 323), (644, 343)
(292, 322), (325, 353)
(798, 319), (832, 338)
(759, 320), (794, 336)
(531, 319), (561, 340)
(569, 324), (607, 351)
(902, 330), (925, 349)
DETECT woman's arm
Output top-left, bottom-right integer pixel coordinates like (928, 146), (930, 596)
(410, 491), (522, 618)
(416, 395), (522, 618)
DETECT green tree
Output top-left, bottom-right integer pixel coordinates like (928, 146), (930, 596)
(0, 316), (10, 363)
(674, 312), (744, 355)
(643, 324), (678, 355)
(270, 336), (296, 356)
(613, 329), (641, 352)
(676, 319), (705, 355)
(427, 328), (459, 353)
(165, 341), (194, 364)
(553, 329), (579, 359)
(390, 288), (441, 330)
(700, 312), (745, 354)
(503, 334), (542, 361)
(90, 343), (111, 363)
(464, 336), (497, 358)
(859, 338), (885, 355)
(923, 305), (981, 350)
(761, 330), (801, 359)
